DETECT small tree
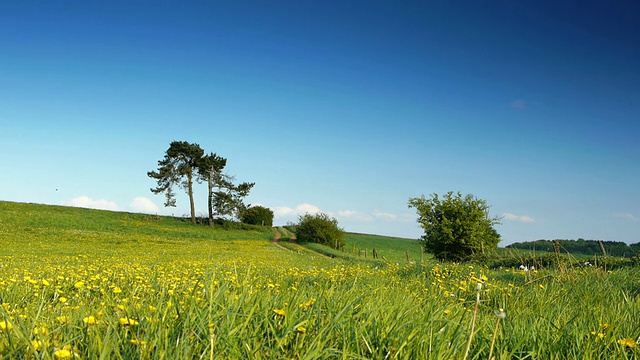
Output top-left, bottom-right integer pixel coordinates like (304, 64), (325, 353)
(296, 212), (345, 250)
(408, 191), (500, 262)
(241, 206), (274, 226)
(148, 141), (204, 224)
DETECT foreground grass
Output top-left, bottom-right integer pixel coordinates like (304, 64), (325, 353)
(1, 202), (640, 359)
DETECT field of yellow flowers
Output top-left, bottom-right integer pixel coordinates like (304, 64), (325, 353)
(1, 201), (639, 359)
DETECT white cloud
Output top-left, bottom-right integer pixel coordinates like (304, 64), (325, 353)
(129, 197), (159, 214)
(503, 213), (535, 223)
(337, 210), (372, 222)
(614, 213), (640, 223)
(273, 203), (322, 219)
(296, 203), (322, 215)
(372, 211), (398, 221)
(66, 196), (120, 211)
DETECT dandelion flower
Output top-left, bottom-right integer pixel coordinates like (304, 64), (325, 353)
(56, 316), (68, 324)
(31, 340), (43, 351)
(119, 317), (139, 326)
(443, 309), (451, 316)
(130, 339), (147, 346)
(273, 308), (286, 316)
(83, 315), (97, 325)
(53, 348), (73, 359)
(297, 326), (306, 333)
(0, 320), (13, 332)
(618, 338), (636, 348)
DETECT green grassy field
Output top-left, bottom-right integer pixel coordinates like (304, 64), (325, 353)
(342, 232), (423, 264)
(1, 201), (640, 359)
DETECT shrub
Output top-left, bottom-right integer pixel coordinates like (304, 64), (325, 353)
(408, 191), (501, 262)
(295, 212), (345, 249)
(241, 206), (274, 226)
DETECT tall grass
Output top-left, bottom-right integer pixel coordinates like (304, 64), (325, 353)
(1, 201), (639, 358)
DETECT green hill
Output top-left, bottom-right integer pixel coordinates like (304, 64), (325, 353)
(0, 201), (421, 264)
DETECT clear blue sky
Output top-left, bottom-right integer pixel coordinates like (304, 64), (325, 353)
(1, 1), (639, 244)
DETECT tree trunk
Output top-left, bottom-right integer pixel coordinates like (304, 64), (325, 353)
(187, 172), (196, 224)
(207, 166), (214, 227)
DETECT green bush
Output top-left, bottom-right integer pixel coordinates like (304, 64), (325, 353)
(408, 191), (501, 262)
(295, 212), (345, 249)
(241, 206), (274, 226)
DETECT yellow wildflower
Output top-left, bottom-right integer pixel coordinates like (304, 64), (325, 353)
(618, 338), (636, 348)
(0, 320), (13, 332)
(33, 326), (50, 335)
(74, 281), (84, 289)
(53, 348), (73, 359)
(31, 340), (43, 351)
(119, 317), (139, 326)
(297, 326), (306, 333)
(83, 315), (97, 325)
(273, 308), (286, 316)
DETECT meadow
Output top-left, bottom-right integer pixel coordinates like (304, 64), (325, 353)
(1, 201), (639, 359)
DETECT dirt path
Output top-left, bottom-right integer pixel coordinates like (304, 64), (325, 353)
(271, 227), (331, 259)
(270, 227), (292, 252)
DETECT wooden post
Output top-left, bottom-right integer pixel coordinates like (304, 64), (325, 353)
(406, 248), (409, 262)
(598, 240), (607, 256)
(365, 248), (368, 258)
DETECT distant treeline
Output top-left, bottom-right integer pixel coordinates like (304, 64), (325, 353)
(506, 239), (640, 258)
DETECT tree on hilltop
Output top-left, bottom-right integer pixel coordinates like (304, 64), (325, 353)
(408, 191), (501, 262)
(148, 141), (204, 224)
(197, 152), (227, 226)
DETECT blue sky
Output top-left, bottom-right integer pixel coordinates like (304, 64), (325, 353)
(1, 1), (639, 244)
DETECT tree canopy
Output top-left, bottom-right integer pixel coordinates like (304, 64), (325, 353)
(196, 152), (227, 226)
(408, 191), (500, 262)
(149, 141), (255, 226)
(147, 141), (204, 224)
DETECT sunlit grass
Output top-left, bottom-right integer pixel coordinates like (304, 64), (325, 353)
(1, 201), (639, 358)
